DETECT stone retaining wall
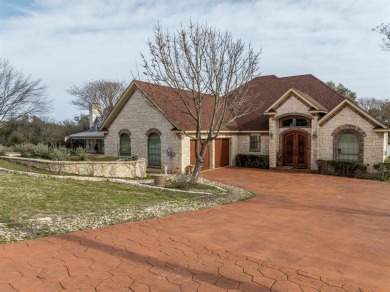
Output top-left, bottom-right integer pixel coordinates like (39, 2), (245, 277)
(0, 157), (146, 178)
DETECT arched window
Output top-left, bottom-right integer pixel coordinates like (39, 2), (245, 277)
(280, 117), (310, 128)
(148, 133), (161, 166)
(337, 133), (359, 162)
(120, 133), (131, 156)
(332, 125), (365, 163)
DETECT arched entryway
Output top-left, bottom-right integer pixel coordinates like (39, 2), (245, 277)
(148, 133), (161, 167)
(282, 130), (309, 168)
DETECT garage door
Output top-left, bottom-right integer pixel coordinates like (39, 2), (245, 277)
(190, 140), (210, 170)
(215, 138), (230, 168)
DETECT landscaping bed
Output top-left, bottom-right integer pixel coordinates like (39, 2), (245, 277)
(0, 171), (252, 244)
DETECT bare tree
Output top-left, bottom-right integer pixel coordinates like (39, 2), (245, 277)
(0, 59), (50, 128)
(68, 80), (126, 119)
(357, 97), (390, 126)
(142, 21), (261, 183)
(373, 23), (390, 50)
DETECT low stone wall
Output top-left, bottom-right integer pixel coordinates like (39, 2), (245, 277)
(0, 156), (146, 178)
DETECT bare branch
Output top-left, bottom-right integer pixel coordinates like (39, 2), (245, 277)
(68, 80), (126, 119)
(0, 59), (51, 128)
(373, 23), (390, 50)
(141, 21), (262, 183)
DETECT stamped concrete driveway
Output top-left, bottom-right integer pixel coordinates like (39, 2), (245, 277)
(0, 168), (388, 291)
(199, 168), (390, 291)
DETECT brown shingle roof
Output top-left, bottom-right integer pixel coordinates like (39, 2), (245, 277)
(235, 74), (345, 131)
(133, 74), (345, 132)
(135, 80), (240, 131)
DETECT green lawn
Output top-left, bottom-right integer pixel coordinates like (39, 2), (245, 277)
(0, 159), (59, 175)
(0, 172), (252, 243)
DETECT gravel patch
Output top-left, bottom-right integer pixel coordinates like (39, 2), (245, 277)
(0, 171), (252, 243)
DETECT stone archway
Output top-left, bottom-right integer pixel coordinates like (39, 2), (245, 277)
(332, 124), (366, 162)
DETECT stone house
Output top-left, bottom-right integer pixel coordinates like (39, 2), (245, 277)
(100, 74), (389, 173)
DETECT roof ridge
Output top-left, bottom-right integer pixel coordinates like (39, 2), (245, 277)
(277, 73), (315, 79)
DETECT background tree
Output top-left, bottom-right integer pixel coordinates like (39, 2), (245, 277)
(373, 23), (390, 50)
(357, 97), (390, 126)
(68, 80), (126, 119)
(326, 81), (357, 101)
(142, 21), (261, 183)
(0, 115), (90, 147)
(0, 59), (51, 128)
(35, 117), (65, 146)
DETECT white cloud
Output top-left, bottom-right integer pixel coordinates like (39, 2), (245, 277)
(0, 0), (389, 121)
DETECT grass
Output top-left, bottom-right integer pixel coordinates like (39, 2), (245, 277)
(0, 172), (252, 243)
(0, 159), (59, 175)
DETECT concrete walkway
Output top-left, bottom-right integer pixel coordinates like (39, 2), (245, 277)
(1, 168), (388, 291)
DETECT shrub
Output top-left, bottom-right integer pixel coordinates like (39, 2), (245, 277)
(48, 146), (70, 161)
(0, 145), (8, 156)
(71, 146), (86, 161)
(13, 143), (35, 157)
(317, 160), (367, 178)
(31, 143), (50, 159)
(373, 162), (390, 181)
(236, 154), (269, 169)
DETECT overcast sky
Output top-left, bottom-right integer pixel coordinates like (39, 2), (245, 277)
(0, 0), (389, 121)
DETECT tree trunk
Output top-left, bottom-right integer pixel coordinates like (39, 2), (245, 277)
(189, 160), (204, 184)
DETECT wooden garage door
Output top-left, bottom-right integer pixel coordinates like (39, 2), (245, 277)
(190, 140), (210, 170)
(215, 138), (230, 168)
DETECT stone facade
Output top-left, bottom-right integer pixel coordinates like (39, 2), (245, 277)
(1, 157), (146, 178)
(318, 106), (387, 172)
(268, 95), (316, 168)
(104, 88), (388, 174)
(267, 94), (387, 172)
(104, 89), (183, 173)
(237, 134), (269, 155)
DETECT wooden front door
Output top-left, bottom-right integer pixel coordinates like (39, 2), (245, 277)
(283, 132), (308, 168)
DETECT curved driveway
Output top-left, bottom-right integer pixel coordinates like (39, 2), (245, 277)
(0, 168), (388, 291)
(200, 168), (390, 291)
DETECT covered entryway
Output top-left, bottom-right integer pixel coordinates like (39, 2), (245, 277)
(190, 140), (210, 170)
(214, 138), (230, 168)
(283, 131), (309, 168)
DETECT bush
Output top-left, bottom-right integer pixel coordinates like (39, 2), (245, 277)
(236, 154), (269, 169)
(0, 145), (8, 156)
(31, 143), (50, 159)
(373, 162), (390, 181)
(48, 146), (70, 161)
(317, 160), (367, 178)
(12, 143), (35, 157)
(71, 146), (86, 161)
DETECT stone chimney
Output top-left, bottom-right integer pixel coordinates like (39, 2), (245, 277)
(89, 103), (100, 128)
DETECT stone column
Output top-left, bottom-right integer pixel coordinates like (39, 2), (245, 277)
(269, 117), (277, 168)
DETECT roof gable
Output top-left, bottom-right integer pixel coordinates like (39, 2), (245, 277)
(264, 88), (328, 114)
(318, 99), (389, 130)
(100, 81), (180, 132)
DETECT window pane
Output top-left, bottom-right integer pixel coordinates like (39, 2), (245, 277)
(148, 133), (161, 166)
(282, 118), (309, 127)
(120, 134), (131, 156)
(338, 133), (359, 162)
(250, 135), (261, 151)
